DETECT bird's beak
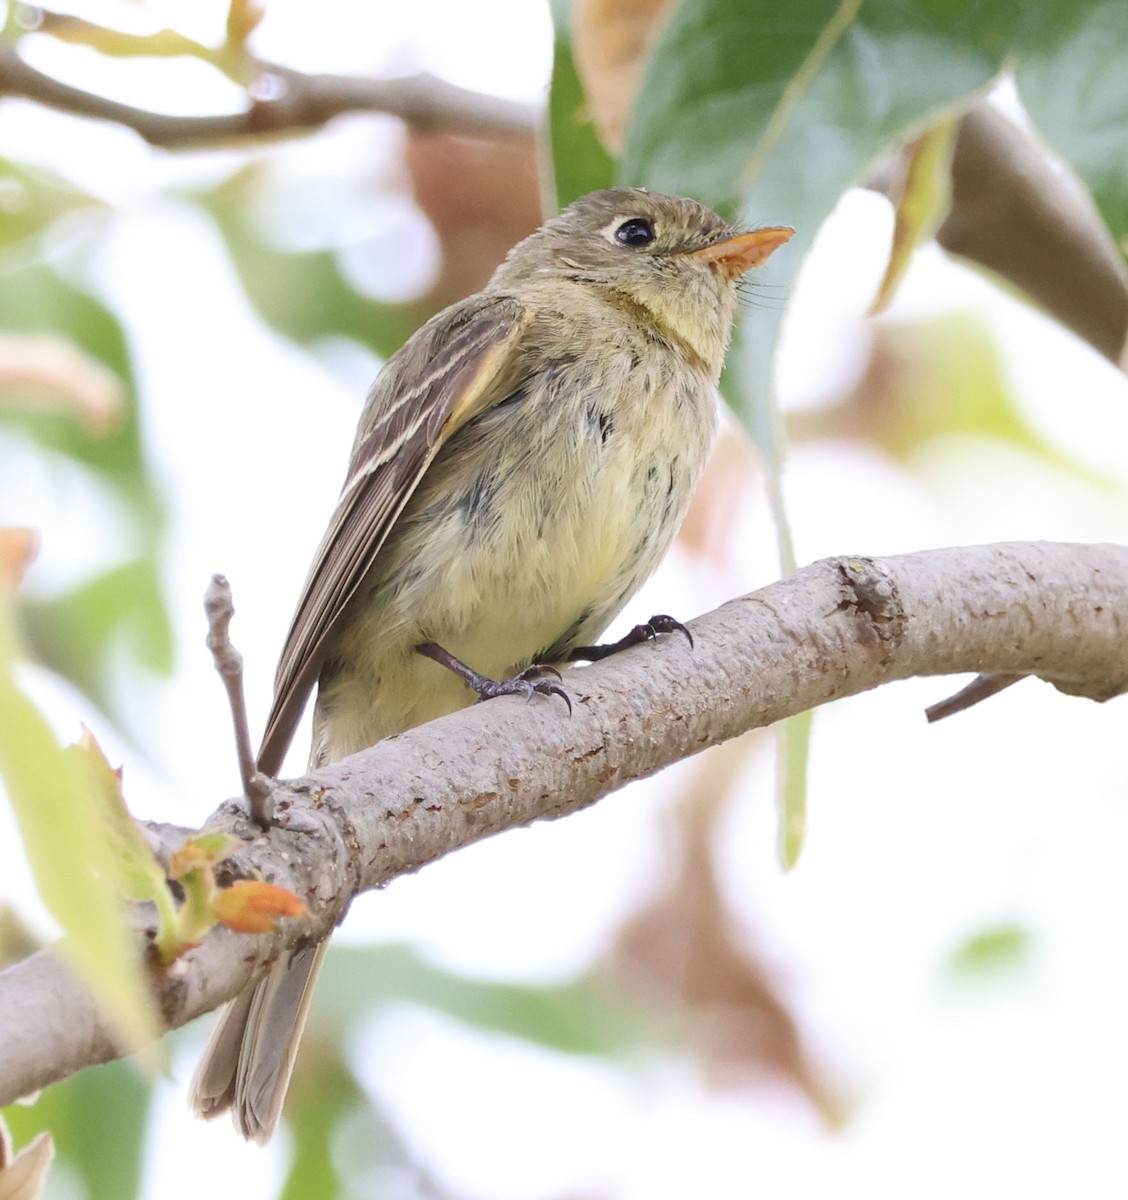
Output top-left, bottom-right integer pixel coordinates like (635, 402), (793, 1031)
(686, 226), (794, 280)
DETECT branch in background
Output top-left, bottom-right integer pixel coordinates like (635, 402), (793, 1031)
(0, 540), (1125, 1104)
(4, 27), (1125, 374)
(936, 103), (1128, 366)
(0, 46), (537, 147)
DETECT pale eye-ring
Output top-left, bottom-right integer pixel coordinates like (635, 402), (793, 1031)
(614, 217), (656, 247)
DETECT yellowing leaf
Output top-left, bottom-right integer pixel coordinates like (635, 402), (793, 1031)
(225, 0), (266, 49)
(870, 117), (959, 316)
(213, 881), (308, 934)
(0, 600), (158, 1058)
(167, 832), (240, 879)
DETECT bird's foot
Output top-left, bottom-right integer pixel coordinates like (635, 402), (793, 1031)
(567, 614), (693, 663)
(415, 642), (572, 715)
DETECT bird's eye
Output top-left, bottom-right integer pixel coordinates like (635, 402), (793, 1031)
(614, 217), (656, 247)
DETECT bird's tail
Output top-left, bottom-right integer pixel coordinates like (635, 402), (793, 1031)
(190, 940), (329, 1144)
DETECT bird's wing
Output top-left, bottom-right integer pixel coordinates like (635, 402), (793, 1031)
(257, 294), (533, 775)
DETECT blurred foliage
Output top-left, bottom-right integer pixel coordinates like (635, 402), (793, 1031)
(20, 559), (171, 720)
(199, 167), (424, 361)
(0, 158), (107, 246)
(2, 1060), (149, 1200)
(0, 235), (172, 737)
(1, 0), (1127, 1196)
(835, 311), (1122, 491)
(314, 942), (657, 1057)
(279, 1040), (366, 1200)
(945, 922), (1033, 980)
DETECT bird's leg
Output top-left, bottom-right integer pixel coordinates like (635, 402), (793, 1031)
(415, 642), (572, 714)
(567, 614), (693, 663)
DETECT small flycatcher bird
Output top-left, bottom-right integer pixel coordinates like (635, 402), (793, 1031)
(191, 188), (792, 1142)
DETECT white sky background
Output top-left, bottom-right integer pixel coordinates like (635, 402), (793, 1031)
(2, 1), (1128, 1197)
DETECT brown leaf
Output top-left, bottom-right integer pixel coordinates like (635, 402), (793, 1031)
(0, 1128), (54, 1200)
(0, 530), (38, 594)
(405, 131), (542, 310)
(610, 741), (843, 1120)
(676, 420), (762, 564)
(573, 0), (674, 152)
(936, 105), (1128, 367)
(0, 333), (123, 434)
(213, 880), (308, 934)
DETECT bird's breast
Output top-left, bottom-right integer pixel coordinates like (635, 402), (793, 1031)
(320, 344), (717, 748)
(415, 350), (711, 639)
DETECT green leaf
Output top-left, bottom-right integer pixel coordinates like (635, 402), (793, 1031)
(0, 265), (162, 541)
(1016, 1), (1128, 252)
(946, 922), (1032, 979)
(777, 709), (812, 869)
(624, 0), (1128, 421)
(3, 1060), (150, 1200)
(0, 599), (158, 1057)
(77, 728), (181, 964)
(624, 0), (1036, 425)
(280, 1044), (364, 1200)
(547, 34), (616, 210)
(0, 265), (172, 726)
(0, 158), (106, 250)
(315, 943), (656, 1057)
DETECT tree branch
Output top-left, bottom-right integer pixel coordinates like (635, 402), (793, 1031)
(1, 541), (1125, 1105)
(0, 46), (537, 147)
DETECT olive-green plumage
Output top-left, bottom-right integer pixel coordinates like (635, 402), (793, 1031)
(191, 188), (791, 1142)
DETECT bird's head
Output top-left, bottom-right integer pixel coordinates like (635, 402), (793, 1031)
(490, 187), (793, 370)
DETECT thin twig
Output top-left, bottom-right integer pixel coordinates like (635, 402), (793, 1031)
(925, 672), (1025, 723)
(0, 46), (537, 148)
(204, 575), (275, 825)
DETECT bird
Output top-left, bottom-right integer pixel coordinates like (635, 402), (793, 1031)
(191, 187), (792, 1142)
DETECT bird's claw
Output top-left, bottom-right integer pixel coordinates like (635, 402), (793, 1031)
(474, 663), (572, 715)
(637, 614), (694, 650)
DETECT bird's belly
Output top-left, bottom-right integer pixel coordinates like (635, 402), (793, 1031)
(314, 371), (715, 759)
